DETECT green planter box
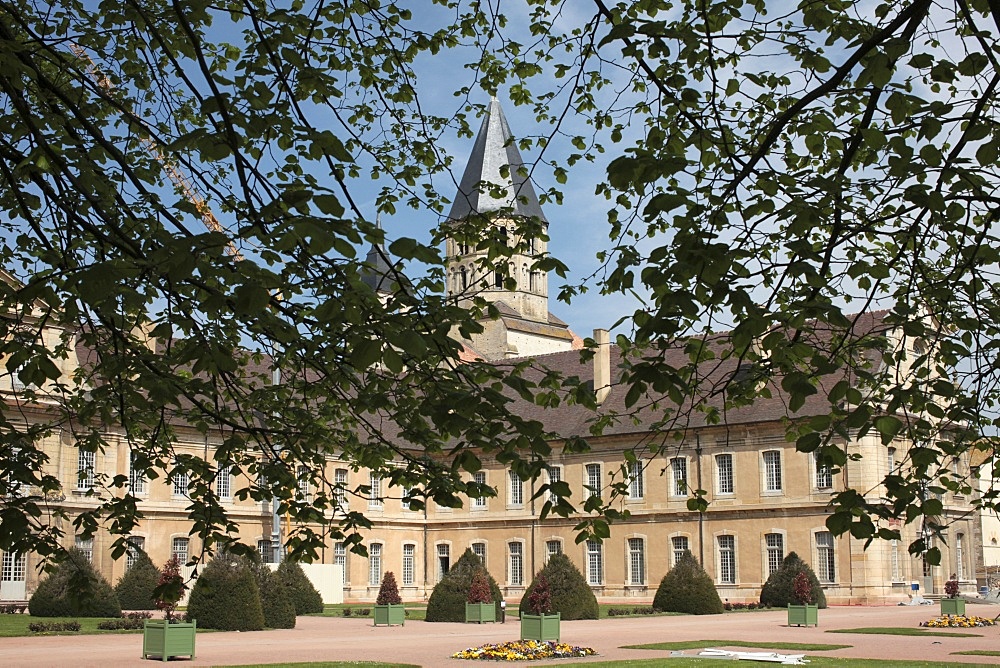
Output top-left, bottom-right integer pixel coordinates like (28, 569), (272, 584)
(142, 619), (196, 662)
(465, 601), (497, 623)
(520, 612), (560, 642)
(373, 603), (405, 626)
(941, 598), (966, 615)
(787, 604), (818, 627)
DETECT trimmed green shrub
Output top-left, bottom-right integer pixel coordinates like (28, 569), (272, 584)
(518, 553), (598, 620)
(186, 553), (265, 631)
(29, 548), (122, 618)
(275, 560), (324, 614)
(652, 550), (723, 615)
(759, 552), (827, 609)
(114, 550), (158, 610)
(425, 549), (502, 622)
(252, 562), (296, 629)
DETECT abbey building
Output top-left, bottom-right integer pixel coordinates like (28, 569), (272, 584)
(0, 99), (981, 606)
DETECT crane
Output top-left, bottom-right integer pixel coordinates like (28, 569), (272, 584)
(69, 43), (243, 260)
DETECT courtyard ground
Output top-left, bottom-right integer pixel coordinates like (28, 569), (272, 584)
(1, 602), (998, 667)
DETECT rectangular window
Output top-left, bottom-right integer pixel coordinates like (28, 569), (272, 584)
(890, 540), (901, 582)
(815, 453), (833, 489)
(671, 536), (689, 565)
(129, 453), (147, 495)
(887, 447), (896, 472)
(172, 466), (189, 497)
(816, 531), (835, 583)
(628, 460), (644, 500)
(369, 543), (382, 586)
(585, 463), (602, 498)
(368, 473), (382, 509)
(508, 470), (523, 506)
(334, 468), (348, 510)
(472, 542), (487, 566)
(473, 471), (488, 508)
(1, 552), (25, 582)
(716, 454), (733, 495)
(546, 540), (562, 561)
(75, 536), (93, 563)
(671, 457), (687, 496)
(628, 537), (645, 585)
(547, 465), (562, 504)
(402, 544), (415, 586)
(296, 465), (311, 500)
(763, 451), (782, 492)
(172, 537), (189, 564)
(216, 465), (232, 499)
(77, 450), (95, 490)
(956, 533), (965, 580)
(437, 544), (450, 582)
(765, 533), (783, 576)
(126, 536), (145, 570)
(586, 540), (603, 585)
(258, 539), (273, 564)
(334, 542), (347, 584)
(718, 535), (736, 584)
(509, 542), (523, 586)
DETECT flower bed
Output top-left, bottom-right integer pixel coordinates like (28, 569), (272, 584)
(921, 615), (997, 628)
(452, 640), (597, 661)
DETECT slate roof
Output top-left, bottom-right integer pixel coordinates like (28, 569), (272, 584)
(447, 98), (547, 223)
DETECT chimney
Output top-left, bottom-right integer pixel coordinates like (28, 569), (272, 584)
(594, 328), (611, 404)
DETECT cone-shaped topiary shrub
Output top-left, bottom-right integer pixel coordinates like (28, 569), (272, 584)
(759, 552), (827, 609)
(652, 550), (723, 615)
(186, 552), (265, 631)
(29, 547), (122, 617)
(518, 553), (598, 620)
(250, 561), (296, 629)
(376, 571), (402, 605)
(275, 560), (323, 614)
(425, 549), (502, 622)
(114, 549), (158, 610)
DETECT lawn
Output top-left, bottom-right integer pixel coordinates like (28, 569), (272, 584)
(218, 660), (1000, 668)
(0, 615), (144, 637)
(827, 627), (983, 638)
(624, 639), (851, 651)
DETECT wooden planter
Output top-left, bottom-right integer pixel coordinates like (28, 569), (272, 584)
(941, 598), (966, 616)
(787, 604), (818, 627)
(373, 603), (406, 626)
(465, 601), (496, 623)
(142, 619), (196, 662)
(520, 612), (560, 642)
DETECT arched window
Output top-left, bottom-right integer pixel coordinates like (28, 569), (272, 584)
(460, 266), (468, 291)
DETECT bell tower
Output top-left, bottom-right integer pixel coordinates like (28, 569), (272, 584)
(445, 98), (575, 359)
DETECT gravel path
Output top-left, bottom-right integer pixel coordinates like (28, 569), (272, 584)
(2, 602), (998, 667)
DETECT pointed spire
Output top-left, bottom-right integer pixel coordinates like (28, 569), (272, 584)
(447, 98), (547, 223)
(361, 214), (395, 293)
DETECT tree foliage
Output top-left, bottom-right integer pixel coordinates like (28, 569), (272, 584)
(275, 560), (324, 615)
(759, 552), (827, 610)
(425, 549), (502, 622)
(375, 571), (402, 606)
(114, 550), (158, 611)
(28, 548), (121, 618)
(518, 553), (598, 620)
(652, 551), (723, 615)
(0, 0), (998, 568)
(186, 553), (265, 631)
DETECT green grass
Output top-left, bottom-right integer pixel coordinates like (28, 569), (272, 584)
(0, 615), (145, 637)
(624, 639), (851, 651)
(311, 604), (428, 621)
(952, 650), (1000, 657)
(827, 627), (982, 638)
